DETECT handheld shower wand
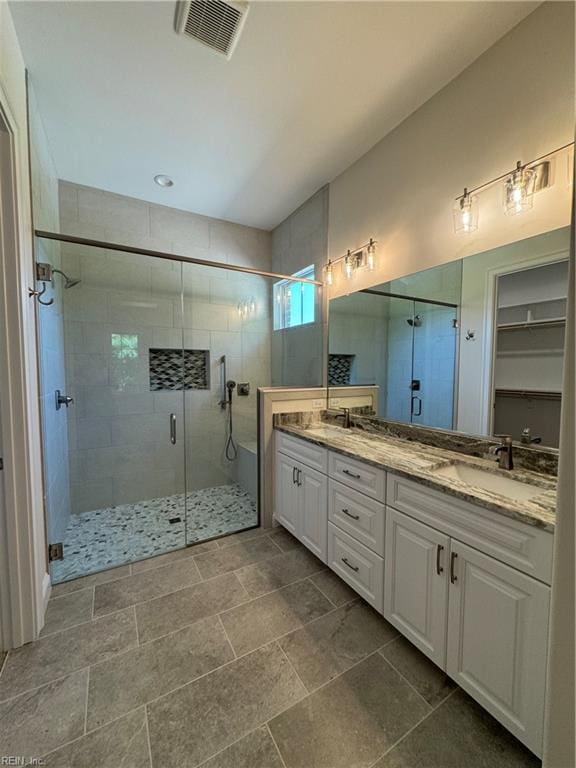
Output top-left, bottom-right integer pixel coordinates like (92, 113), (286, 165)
(224, 380), (238, 461)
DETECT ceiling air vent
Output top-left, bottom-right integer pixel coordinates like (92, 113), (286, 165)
(176, 0), (249, 59)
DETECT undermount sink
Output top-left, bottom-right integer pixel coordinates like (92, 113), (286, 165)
(431, 462), (542, 502)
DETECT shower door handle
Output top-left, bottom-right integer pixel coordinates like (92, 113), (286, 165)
(170, 413), (177, 445)
(411, 396), (422, 417)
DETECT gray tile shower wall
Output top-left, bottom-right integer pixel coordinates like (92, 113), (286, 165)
(58, 182), (273, 513)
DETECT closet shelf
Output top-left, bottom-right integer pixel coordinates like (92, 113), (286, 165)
(497, 318), (566, 331)
(495, 388), (562, 400)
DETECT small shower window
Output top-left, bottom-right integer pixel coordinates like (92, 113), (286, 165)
(273, 265), (315, 330)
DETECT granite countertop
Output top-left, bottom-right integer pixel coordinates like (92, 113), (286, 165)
(275, 423), (556, 531)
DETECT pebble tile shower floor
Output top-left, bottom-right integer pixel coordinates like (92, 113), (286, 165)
(0, 527), (539, 767)
(51, 484), (258, 583)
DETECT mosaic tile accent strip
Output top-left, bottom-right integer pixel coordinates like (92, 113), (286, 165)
(51, 484), (257, 584)
(149, 348), (210, 391)
(328, 354), (355, 386)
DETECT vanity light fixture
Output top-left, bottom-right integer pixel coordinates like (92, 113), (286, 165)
(453, 188), (478, 234)
(323, 239), (377, 284)
(504, 161), (534, 215)
(453, 141), (575, 233)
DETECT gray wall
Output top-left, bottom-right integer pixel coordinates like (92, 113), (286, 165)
(271, 185), (328, 387)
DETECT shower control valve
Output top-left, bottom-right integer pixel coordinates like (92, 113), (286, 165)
(237, 383), (250, 396)
(55, 390), (74, 410)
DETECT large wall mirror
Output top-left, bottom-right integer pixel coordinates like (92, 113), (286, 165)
(327, 226), (570, 448)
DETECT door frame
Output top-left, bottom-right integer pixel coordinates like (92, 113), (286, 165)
(482, 249), (570, 436)
(0, 82), (47, 649)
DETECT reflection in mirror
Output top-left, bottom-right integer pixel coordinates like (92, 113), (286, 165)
(328, 261), (461, 430)
(328, 227), (570, 448)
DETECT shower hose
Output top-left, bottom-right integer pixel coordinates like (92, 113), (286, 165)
(225, 396), (238, 461)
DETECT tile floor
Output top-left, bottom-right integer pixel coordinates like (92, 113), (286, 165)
(0, 526), (541, 767)
(52, 484), (258, 583)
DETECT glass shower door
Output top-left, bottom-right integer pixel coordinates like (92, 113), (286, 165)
(35, 237), (188, 582)
(181, 261), (272, 543)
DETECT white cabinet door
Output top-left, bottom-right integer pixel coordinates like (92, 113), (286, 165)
(299, 464), (328, 562)
(447, 540), (550, 756)
(384, 508), (450, 668)
(275, 453), (299, 535)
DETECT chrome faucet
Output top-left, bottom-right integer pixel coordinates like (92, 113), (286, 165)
(489, 435), (514, 470)
(334, 407), (351, 429)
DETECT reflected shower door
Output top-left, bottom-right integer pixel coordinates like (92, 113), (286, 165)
(36, 238), (188, 583)
(385, 297), (416, 424)
(411, 302), (458, 429)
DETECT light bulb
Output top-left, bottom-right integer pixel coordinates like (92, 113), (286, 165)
(453, 188), (478, 234)
(366, 239), (376, 270)
(324, 261), (334, 286)
(504, 161), (533, 215)
(344, 251), (354, 280)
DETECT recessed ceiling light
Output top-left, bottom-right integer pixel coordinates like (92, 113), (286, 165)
(154, 174), (174, 188)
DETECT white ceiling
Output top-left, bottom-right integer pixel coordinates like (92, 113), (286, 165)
(10, 0), (539, 230)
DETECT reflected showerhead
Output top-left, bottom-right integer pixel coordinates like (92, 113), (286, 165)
(407, 315), (422, 327)
(53, 268), (81, 289)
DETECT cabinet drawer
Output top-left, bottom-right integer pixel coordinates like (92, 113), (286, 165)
(276, 431), (328, 473)
(328, 452), (385, 501)
(328, 522), (384, 612)
(328, 479), (385, 555)
(386, 473), (553, 584)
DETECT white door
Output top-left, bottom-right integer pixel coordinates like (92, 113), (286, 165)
(274, 453), (299, 535)
(447, 540), (550, 756)
(384, 508), (450, 667)
(298, 463), (327, 562)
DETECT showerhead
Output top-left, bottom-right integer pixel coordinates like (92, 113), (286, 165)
(226, 380), (236, 391)
(52, 268), (81, 289)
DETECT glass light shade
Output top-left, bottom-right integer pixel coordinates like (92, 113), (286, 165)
(453, 189), (478, 234)
(344, 252), (354, 280)
(324, 261), (334, 286)
(504, 162), (534, 215)
(366, 240), (376, 270)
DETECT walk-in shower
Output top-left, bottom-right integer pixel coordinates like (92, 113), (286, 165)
(34, 232), (322, 582)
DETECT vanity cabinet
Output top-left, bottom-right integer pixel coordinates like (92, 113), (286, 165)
(384, 476), (552, 756)
(274, 430), (553, 756)
(274, 444), (328, 562)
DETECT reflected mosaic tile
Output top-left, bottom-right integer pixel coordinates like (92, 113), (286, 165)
(149, 348), (209, 391)
(51, 485), (257, 583)
(328, 354), (354, 385)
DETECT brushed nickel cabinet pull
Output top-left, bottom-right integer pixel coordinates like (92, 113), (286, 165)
(450, 552), (458, 584)
(170, 413), (177, 445)
(341, 557), (359, 572)
(293, 467), (297, 484)
(342, 469), (361, 479)
(342, 508), (360, 520)
(436, 544), (444, 575)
